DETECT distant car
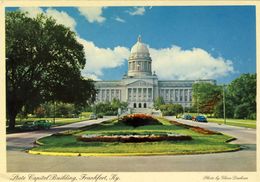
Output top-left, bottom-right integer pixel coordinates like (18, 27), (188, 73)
(33, 120), (52, 129)
(182, 114), (192, 120)
(89, 114), (97, 120)
(195, 116), (207, 122)
(20, 121), (37, 131)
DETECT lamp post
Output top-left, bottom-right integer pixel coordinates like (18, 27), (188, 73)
(53, 101), (56, 124)
(223, 84), (226, 125)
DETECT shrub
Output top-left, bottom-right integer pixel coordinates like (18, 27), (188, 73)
(77, 134), (192, 143)
(118, 114), (162, 127)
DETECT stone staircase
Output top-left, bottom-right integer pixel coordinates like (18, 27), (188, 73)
(131, 108), (153, 114)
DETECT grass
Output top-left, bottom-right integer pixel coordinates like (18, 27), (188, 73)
(207, 118), (256, 129)
(14, 117), (88, 126)
(6, 112), (93, 134)
(14, 112), (93, 126)
(30, 117), (240, 156)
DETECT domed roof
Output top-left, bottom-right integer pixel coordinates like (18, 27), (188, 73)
(130, 35), (149, 54)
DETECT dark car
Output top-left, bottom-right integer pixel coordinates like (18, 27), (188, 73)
(20, 121), (37, 131)
(195, 116), (207, 122)
(33, 120), (52, 129)
(182, 114), (192, 120)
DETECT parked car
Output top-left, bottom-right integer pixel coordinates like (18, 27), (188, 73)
(33, 120), (52, 129)
(195, 115), (207, 122)
(182, 114), (192, 120)
(20, 121), (37, 131)
(89, 114), (97, 120)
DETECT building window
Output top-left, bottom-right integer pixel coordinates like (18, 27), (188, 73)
(139, 103), (142, 108)
(144, 103), (147, 108)
(134, 103), (136, 108)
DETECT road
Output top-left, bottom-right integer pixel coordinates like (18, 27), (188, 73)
(6, 116), (256, 172)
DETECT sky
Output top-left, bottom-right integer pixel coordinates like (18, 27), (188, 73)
(6, 6), (256, 84)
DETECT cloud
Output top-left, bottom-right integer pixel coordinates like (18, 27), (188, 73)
(150, 46), (234, 80)
(128, 7), (145, 16)
(84, 73), (101, 81)
(77, 7), (105, 23)
(115, 16), (125, 23)
(19, 7), (76, 31)
(19, 7), (44, 17)
(77, 37), (130, 80)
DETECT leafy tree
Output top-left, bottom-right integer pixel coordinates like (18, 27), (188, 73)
(93, 99), (128, 116)
(192, 82), (222, 114)
(227, 73), (256, 119)
(159, 104), (183, 116)
(154, 96), (165, 110)
(212, 73), (256, 119)
(6, 11), (96, 129)
(213, 98), (234, 118)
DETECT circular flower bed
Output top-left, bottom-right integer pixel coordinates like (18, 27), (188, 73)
(77, 133), (192, 143)
(118, 113), (162, 127)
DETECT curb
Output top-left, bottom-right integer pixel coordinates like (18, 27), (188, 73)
(27, 147), (241, 157)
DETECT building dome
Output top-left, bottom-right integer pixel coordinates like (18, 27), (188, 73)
(128, 35), (152, 77)
(130, 36), (149, 55)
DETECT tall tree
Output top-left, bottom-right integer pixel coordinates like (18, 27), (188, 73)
(6, 11), (96, 129)
(192, 82), (222, 114)
(227, 73), (256, 119)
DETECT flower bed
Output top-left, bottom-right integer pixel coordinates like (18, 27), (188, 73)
(118, 113), (162, 127)
(170, 120), (220, 135)
(77, 133), (192, 143)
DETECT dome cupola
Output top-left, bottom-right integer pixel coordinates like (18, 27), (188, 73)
(130, 35), (150, 55)
(128, 35), (152, 77)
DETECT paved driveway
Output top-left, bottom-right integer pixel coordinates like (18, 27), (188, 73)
(6, 116), (256, 172)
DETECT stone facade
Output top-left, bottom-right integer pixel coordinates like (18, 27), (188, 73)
(95, 36), (215, 109)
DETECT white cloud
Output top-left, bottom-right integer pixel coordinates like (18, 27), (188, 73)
(78, 7), (105, 23)
(115, 16), (125, 23)
(45, 8), (76, 31)
(128, 7), (146, 16)
(77, 37), (130, 80)
(150, 46), (234, 80)
(19, 7), (44, 18)
(19, 7), (76, 31)
(84, 73), (101, 81)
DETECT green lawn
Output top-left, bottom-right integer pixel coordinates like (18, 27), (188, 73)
(207, 118), (256, 129)
(14, 112), (93, 127)
(14, 117), (88, 127)
(30, 117), (240, 156)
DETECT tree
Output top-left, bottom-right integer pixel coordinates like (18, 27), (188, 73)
(6, 11), (96, 129)
(159, 104), (183, 116)
(93, 99), (128, 116)
(192, 82), (222, 114)
(154, 96), (165, 110)
(227, 73), (256, 119)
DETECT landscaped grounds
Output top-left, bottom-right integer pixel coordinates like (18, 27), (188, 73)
(29, 114), (240, 156)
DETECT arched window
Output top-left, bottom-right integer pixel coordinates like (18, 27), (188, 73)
(133, 103), (136, 108)
(139, 103), (142, 108)
(143, 103), (147, 108)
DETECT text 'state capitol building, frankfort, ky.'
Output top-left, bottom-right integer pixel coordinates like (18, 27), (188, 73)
(94, 36), (215, 111)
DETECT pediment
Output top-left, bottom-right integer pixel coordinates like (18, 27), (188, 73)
(126, 80), (153, 87)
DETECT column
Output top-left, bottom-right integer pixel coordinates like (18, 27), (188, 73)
(179, 89), (182, 102)
(183, 89), (185, 103)
(130, 88), (133, 101)
(146, 88), (148, 101)
(108, 89), (112, 101)
(151, 88), (153, 101)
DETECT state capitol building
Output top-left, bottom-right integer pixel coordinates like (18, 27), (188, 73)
(95, 36), (215, 110)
